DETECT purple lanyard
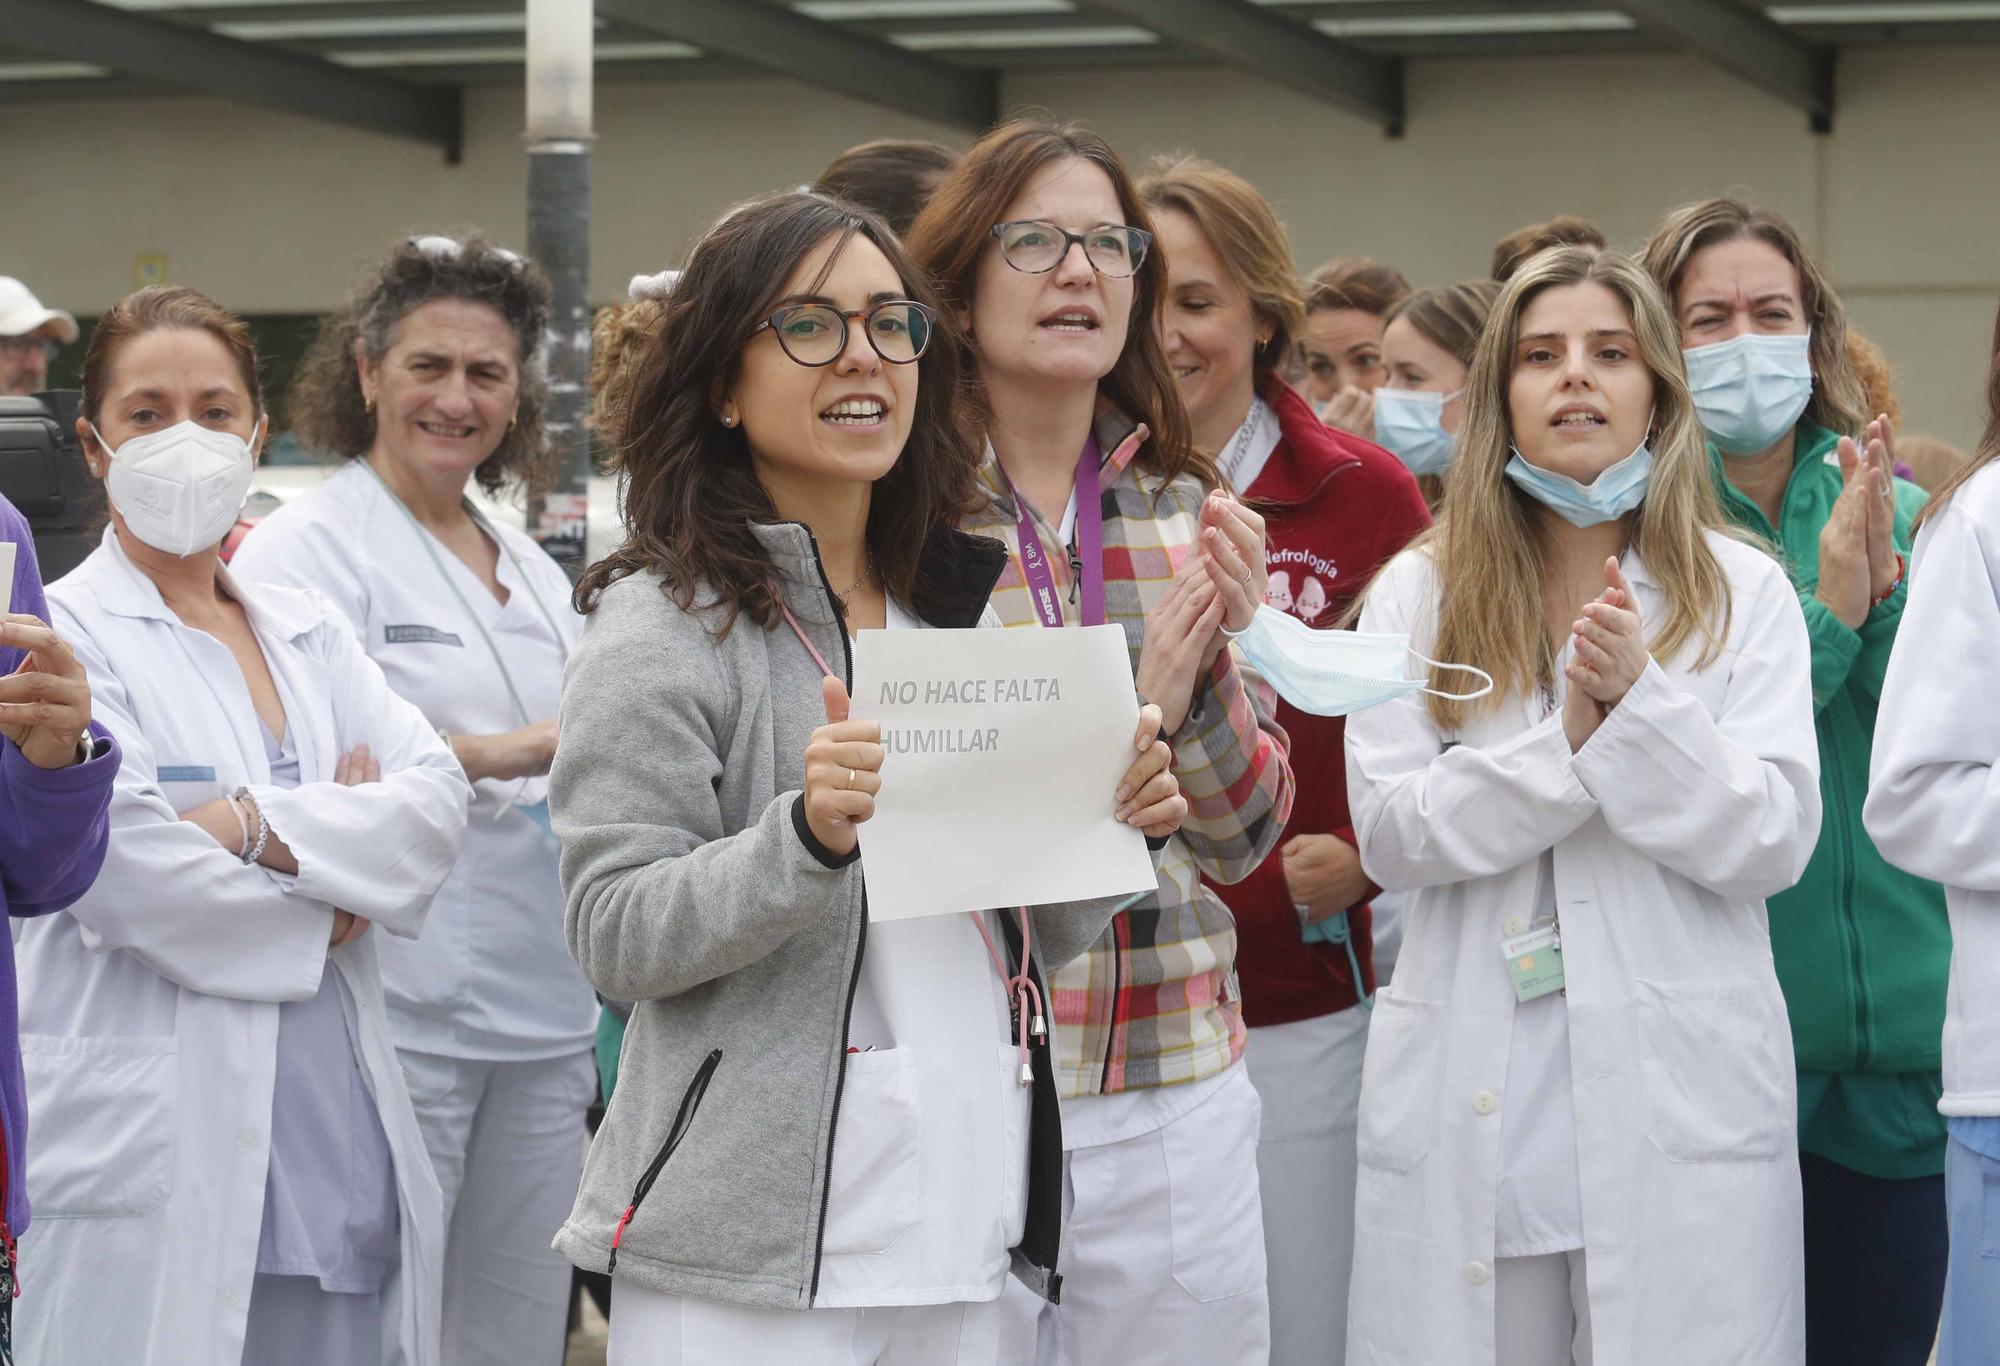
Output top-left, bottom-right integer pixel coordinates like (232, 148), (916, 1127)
(999, 438), (1105, 629)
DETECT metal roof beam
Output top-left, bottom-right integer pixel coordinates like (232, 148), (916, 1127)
(1606, 0), (1834, 130)
(595, 0), (997, 130)
(0, 0), (462, 155)
(1076, 0), (1403, 134)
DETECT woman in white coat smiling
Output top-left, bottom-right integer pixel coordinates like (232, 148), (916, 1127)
(1343, 246), (1821, 1366)
(232, 235), (597, 1366)
(15, 286), (469, 1365)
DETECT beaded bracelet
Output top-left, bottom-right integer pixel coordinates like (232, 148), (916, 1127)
(226, 794), (253, 861)
(1870, 552), (1906, 609)
(233, 786), (271, 866)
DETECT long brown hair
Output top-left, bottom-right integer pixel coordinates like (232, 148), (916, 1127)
(575, 191), (983, 633)
(1414, 247), (1734, 730)
(1641, 197), (1868, 438)
(1916, 299), (2000, 530)
(906, 115), (1208, 487)
(1137, 154), (1305, 389)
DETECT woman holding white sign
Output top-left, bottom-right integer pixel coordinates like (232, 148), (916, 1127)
(909, 118), (1298, 1364)
(551, 191), (1186, 1365)
(1342, 246), (1820, 1365)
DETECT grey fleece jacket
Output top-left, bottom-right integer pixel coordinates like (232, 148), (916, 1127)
(550, 521), (1128, 1311)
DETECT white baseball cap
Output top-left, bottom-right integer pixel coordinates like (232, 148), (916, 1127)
(0, 277), (79, 344)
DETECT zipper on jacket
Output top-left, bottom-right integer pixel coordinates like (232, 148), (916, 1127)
(1098, 913), (1128, 1094)
(607, 1048), (721, 1278)
(1824, 727), (1871, 1069)
(800, 529), (869, 1303)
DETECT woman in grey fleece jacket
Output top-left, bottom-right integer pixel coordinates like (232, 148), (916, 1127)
(550, 193), (1188, 1363)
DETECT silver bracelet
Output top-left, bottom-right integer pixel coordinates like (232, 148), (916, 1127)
(233, 786), (271, 866)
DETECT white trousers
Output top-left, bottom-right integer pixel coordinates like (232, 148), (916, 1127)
(1241, 1008), (1370, 1366)
(1495, 1251), (1594, 1366)
(399, 1048), (596, 1366)
(998, 1064), (1271, 1366)
(607, 1280), (1003, 1366)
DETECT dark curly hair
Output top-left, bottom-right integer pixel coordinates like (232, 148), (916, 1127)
(289, 234), (553, 495)
(576, 191), (984, 633)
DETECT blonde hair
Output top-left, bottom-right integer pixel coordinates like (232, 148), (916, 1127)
(588, 295), (668, 441)
(1138, 155), (1305, 384)
(1641, 197), (1868, 438)
(1416, 246), (1735, 730)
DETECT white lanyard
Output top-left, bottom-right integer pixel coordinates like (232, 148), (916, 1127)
(362, 461), (565, 728)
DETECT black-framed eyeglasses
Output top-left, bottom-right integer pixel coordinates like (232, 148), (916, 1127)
(747, 299), (936, 367)
(990, 221), (1153, 278)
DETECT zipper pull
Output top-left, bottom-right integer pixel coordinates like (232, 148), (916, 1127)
(1032, 1012), (1047, 1040)
(1019, 1058), (1035, 1087)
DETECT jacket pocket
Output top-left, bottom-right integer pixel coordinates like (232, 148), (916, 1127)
(995, 1044), (1031, 1249)
(608, 1047), (720, 1277)
(823, 1046), (921, 1257)
(1163, 1070), (1268, 1302)
(1635, 980), (1789, 1163)
(21, 1035), (179, 1217)
(1355, 989), (1447, 1174)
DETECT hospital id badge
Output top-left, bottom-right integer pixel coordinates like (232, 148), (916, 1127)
(1501, 925), (1565, 1002)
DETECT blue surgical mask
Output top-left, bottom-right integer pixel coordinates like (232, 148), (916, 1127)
(1682, 330), (1813, 455)
(520, 798), (554, 842)
(1504, 425), (1655, 528)
(1231, 604), (1493, 718)
(1373, 388), (1461, 476)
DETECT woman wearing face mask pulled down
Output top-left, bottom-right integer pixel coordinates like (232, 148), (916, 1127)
(1644, 200), (1950, 1366)
(1344, 247), (1820, 1366)
(1865, 303), (2000, 1366)
(909, 120), (1295, 1366)
(550, 193), (1182, 1365)
(231, 236), (598, 1366)
(16, 287), (470, 1365)
(1140, 154), (1430, 1366)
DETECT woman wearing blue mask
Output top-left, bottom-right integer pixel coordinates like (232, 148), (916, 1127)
(1376, 280), (1501, 508)
(1344, 246), (1820, 1365)
(1645, 199), (1949, 1366)
(232, 236), (598, 1366)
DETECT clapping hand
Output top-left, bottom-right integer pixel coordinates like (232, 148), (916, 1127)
(1562, 558), (1648, 751)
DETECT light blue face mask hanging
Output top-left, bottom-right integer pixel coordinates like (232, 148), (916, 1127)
(1229, 604), (1494, 718)
(1504, 432), (1654, 528)
(1372, 388), (1460, 476)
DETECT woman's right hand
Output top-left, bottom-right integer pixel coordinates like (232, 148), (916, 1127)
(1135, 562), (1226, 735)
(1321, 386), (1375, 441)
(451, 717), (559, 783)
(803, 677), (882, 858)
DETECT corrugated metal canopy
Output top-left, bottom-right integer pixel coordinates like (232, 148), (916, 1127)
(1, 0), (1994, 151)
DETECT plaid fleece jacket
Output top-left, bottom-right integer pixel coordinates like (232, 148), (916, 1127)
(964, 407), (1295, 1097)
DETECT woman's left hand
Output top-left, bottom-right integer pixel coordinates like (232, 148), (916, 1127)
(1113, 701), (1186, 839)
(1196, 490), (1268, 639)
(1568, 557), (1649, 709)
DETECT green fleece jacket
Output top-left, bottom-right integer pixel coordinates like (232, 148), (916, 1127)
(1713, 421), (1951, 1175)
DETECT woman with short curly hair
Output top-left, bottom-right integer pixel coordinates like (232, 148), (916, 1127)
(233, 233), (597, 1366)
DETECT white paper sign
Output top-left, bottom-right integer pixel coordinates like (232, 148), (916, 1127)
(850, 623), (1159, 922)
(0, 541), (15, 615)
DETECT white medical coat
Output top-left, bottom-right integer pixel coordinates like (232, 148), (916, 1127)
(1342, 533), (1821, 1366)
(1866, 461), (2000, 1118)
(15, 530), (470, 1366)
(232, 461), (593, 1060)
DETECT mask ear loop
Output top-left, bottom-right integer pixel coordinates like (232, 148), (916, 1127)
(1409, 650), (1495, 702)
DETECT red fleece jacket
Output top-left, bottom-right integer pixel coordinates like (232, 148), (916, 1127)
(1210, 380), (1431, 1027)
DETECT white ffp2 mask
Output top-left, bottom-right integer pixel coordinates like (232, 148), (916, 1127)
(94, 417), (261, 557)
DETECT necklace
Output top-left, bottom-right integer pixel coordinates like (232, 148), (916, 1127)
(1220, 396), (1273, 492)
(832, 553), (875, 604)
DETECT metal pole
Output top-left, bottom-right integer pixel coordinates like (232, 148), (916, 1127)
(524, 0), (593, 573)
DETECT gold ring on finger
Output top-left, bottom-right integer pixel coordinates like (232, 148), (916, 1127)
(845, 768), (857, 790)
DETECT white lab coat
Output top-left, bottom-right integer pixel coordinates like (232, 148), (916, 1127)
(1865, 461), (2000, 1118)
(1342, 534), (1821, 1366)
(231, 461), (593, 1061)
(14, 530), (470, 1366)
